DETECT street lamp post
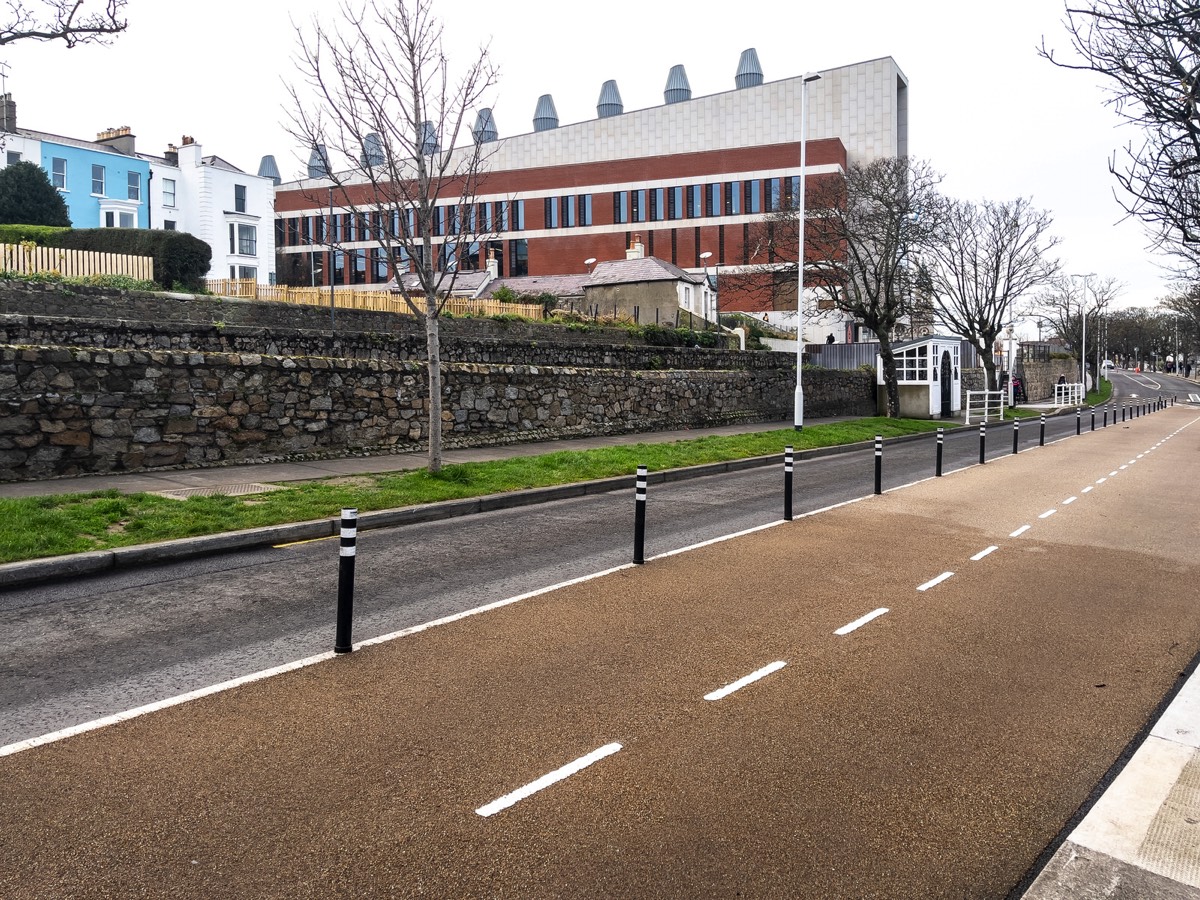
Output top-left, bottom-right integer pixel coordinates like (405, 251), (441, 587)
(328, 185), (336, 332)
(794, 71), (822, 431)
(700, 251), (713, 328)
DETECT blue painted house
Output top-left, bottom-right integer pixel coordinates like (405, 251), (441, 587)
(37, 127), (150, 229)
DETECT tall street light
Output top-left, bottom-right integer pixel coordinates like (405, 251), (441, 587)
(700, 251), (713, 327)
(1072, 272), (1095, 388)
(794, 70), (822, 431)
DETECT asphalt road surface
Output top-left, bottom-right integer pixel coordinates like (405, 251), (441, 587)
(1, 393), (1198, 897)
(0, 373), (1192, 749)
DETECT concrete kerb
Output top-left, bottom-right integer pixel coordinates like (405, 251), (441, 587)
(0, 412), (1087, 592)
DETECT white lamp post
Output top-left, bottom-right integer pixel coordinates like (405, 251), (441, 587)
(699, 251), (714, 325)
(794, 71), (822, 431)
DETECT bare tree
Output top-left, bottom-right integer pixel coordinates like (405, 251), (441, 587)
(1040, 1), (1200, 266)
(804, 156), (946, 418)
(0, 0), (126, 46)
(926, 197), (1061, 391)
(1157, 281), (1200, 368)
(286, 0), (499, 473)
(1027, 274), (1122, 384)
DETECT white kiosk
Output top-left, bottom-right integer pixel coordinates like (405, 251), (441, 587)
(877, 336), (962, 419)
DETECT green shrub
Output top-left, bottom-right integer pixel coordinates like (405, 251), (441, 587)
(46, 229), (211, 291)
(0, 224), (70, 245)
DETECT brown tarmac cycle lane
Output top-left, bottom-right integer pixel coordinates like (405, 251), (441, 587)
(3, 409), (1199, 899)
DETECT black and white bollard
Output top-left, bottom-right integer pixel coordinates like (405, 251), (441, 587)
(874, 435), (883, 495)
(784, 446), (794, 521)
(334, 507), (358, 654)
(633, 465), (648, 565)
(1039, 413), (1046, 447)
(1104, 404), (1108, 427)
(935, 427), (944, 477)
(1076, 408), (1081, 435)
(1012, 418), (1020, 455)
(979, 423), (986, 465)
(1090, 407), (1095, 432)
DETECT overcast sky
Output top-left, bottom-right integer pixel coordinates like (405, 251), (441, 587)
(2, 0), (1174, 319)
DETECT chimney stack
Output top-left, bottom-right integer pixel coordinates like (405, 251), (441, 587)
(164, 143), (179, 166)
(626, 233), (645, 260)
(0, 93), (16, 134)
(96, 125), (136, 155)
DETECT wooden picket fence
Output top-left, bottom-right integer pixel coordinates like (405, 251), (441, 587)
(204, 279), (544, 319)
(1, 243), (154, 281)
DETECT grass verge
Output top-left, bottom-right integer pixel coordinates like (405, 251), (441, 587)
(0, 418), (942, 565)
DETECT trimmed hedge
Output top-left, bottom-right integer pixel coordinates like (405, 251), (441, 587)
(0, 224), (70, 245)
(46, 228), (211, 290)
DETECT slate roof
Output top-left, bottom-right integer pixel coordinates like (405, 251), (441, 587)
(587, 256), (705, 287)
(479, 273), (589, 298)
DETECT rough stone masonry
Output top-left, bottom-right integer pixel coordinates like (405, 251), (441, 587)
(0, 283), (876, 481)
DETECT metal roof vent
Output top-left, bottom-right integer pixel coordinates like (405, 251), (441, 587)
(307, 144), (330, 179)
(360, 133), (384, 167)
(472, 108), (498, 143)
(257, 155), (281, 185)
(735, 48), (764, 89)
(533, 94), (558, 132)
(597, 80), (623, 118)
(418, 121), (439, 156)
(664, 65), (691, 104)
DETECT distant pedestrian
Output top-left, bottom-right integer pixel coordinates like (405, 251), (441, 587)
(826, 333), (835, 344)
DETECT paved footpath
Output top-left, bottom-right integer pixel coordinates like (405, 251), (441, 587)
(2, 408), (1198, 898)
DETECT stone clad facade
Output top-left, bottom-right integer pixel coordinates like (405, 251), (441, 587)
(0, 284), (876, 481)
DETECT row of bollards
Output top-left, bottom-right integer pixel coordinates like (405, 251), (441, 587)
(332, 392), (1178, 651)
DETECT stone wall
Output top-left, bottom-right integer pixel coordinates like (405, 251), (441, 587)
(1019, 359), (1082, 401)
(0, 284), (877, 481)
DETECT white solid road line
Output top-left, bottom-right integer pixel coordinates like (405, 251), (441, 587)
(475, 742), (623, 818)
(704, 660), (787, 701)
(971, 546), (999, 561)
(917, 572), (955, 592)
(835, 608), (889, 636)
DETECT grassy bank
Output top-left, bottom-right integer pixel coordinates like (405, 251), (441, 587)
(0, 418), (943, 565)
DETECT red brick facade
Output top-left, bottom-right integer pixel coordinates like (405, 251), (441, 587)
(273, 138), (847, 303)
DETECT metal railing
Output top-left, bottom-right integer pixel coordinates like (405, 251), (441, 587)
(1053, 382), (1086, 406)
(965, 390), (1005, 424)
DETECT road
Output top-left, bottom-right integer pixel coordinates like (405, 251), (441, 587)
(1, 392), (1197, 897)
(0, 372), (1193, 749)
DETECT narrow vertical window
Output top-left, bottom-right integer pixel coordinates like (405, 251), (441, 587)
(234, 184), (247, 213)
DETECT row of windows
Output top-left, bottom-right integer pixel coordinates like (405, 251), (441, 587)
(543, 194), (593, 229)
(278, 200), (529, 248)
(48, 157), (247, 214)
(279, 175), (805, 248)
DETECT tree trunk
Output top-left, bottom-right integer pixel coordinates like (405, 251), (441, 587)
(981, 353), (998, 392)
(877, 336), (900, 418)
(424, 295), (443, 474)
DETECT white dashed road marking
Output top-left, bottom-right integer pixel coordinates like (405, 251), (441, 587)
(704, 661), (787, 701)
(917, 572), (955, 592)
(971, 547), (998, 561)
(836, 608), (889, 636)
(476, 743), (623, 818)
